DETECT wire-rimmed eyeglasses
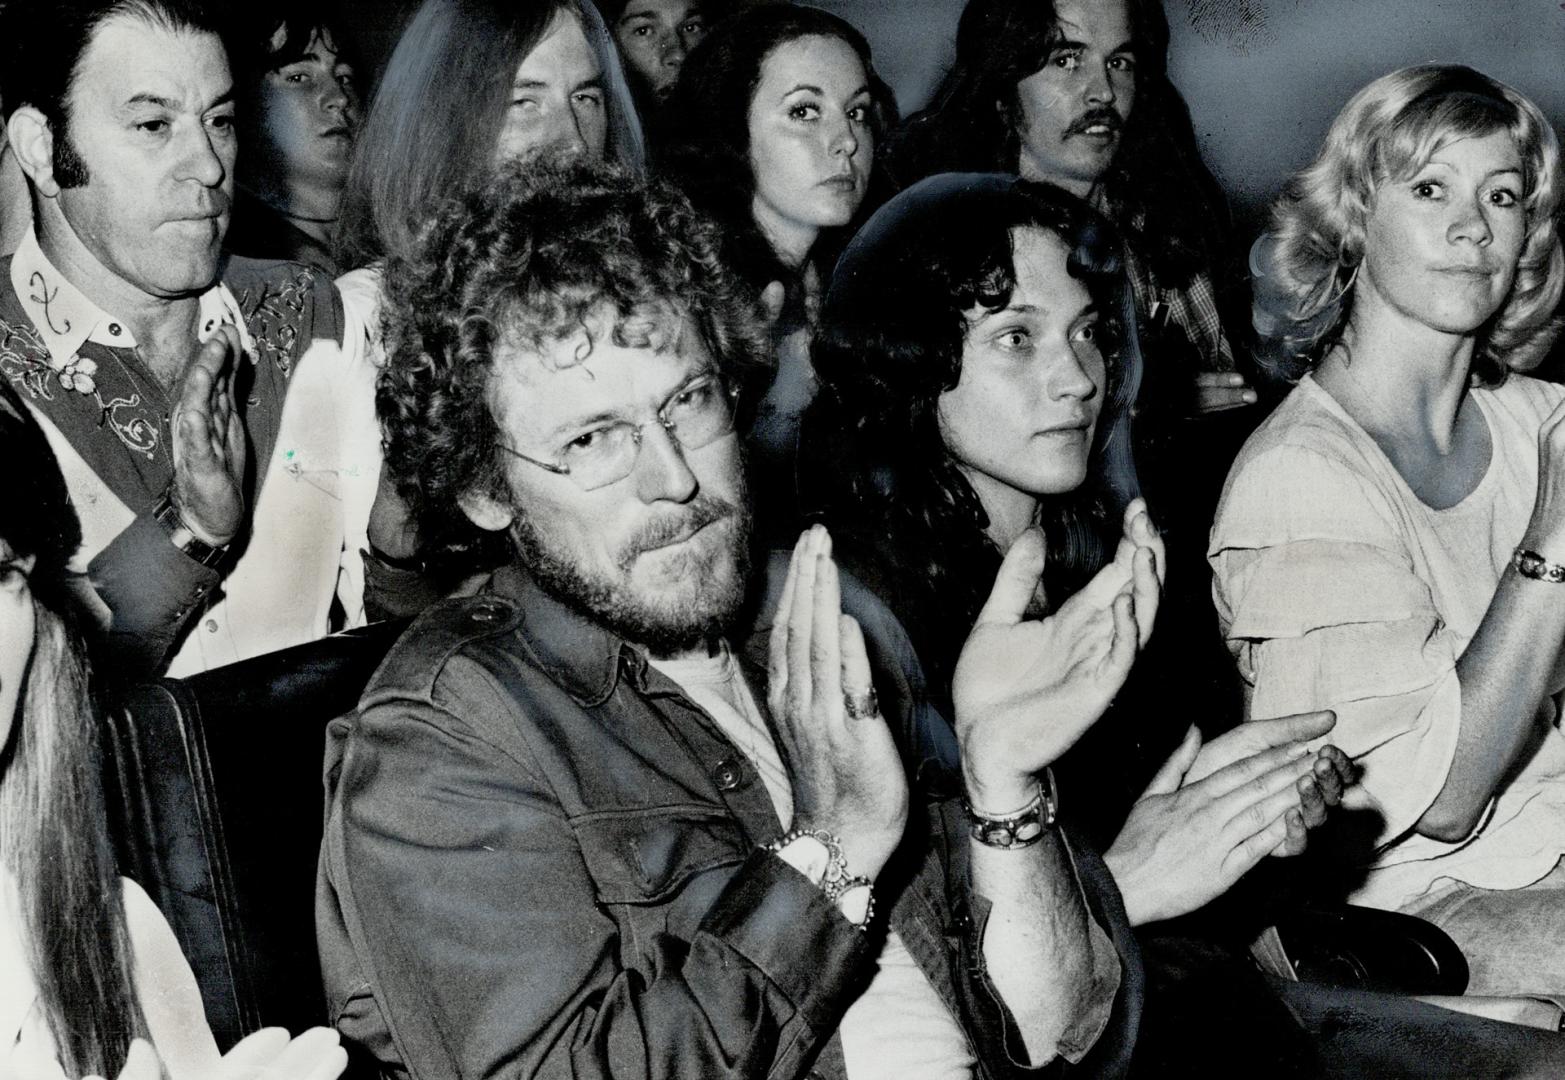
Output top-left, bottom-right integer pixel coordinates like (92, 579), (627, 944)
(498, 370), (738, 491)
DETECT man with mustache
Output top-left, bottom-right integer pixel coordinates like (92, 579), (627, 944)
(0, 0), (377, 678)
(890, 0), (1254, 417)
(317, 161), (1148, 1078)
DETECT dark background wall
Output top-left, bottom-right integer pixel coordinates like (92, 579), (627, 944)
(815, 0), (1565, 223)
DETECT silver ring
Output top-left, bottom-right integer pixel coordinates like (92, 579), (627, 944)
(843, 687), (879, 720)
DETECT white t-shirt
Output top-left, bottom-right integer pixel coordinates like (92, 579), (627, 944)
(649, 645), (977, 1080)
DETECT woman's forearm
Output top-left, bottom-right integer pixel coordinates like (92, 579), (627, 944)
(1423, 561), (1565, 840)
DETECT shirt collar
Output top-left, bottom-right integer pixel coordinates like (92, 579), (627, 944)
(485, 561), (632, 707)
(11, 226), (254, 367)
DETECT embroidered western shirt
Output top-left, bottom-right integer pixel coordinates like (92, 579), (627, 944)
(0, 229), (380, 678)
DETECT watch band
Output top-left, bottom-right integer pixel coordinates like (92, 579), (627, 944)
(965, 767), (1059, 850)
(151, 491), (231, 570)
(1513, 547), (1565, 584)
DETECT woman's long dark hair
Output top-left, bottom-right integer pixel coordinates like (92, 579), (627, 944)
(660, 3), (897, 311)
(884, 0), (1229, 287)
(800, 174), (1141, 691)
(0, 384), (146, 1079)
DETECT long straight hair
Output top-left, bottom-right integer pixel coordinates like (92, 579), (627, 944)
(334, 0), (645, 270)
(1, 381), (146, 1079)
(0, 602), (146, 1078)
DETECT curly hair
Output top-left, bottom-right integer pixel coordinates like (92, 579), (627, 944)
(1258, 64), (1565, 382)
(882, 0), (1229, 288)
(378, 160), (770, 570)
(659, 3), (897, 308)
(799, 173), (1141, 692)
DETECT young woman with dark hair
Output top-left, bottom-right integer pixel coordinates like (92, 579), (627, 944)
(660, 3), (894, 535)
(800, 171), (1351, 929)
(0, 384), (347, 1080)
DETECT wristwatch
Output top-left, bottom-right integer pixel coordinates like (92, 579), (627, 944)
(965, 767), (1059, 850)
(151, 490), (231, 570)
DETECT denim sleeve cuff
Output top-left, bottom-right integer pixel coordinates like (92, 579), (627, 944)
(1053, 835), (1123, 1064)
(964, 831), (1124, 1071)
(700, 849), (874, 1030)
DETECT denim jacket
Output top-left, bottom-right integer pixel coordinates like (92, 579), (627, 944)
(316, 559), (1139, 1079)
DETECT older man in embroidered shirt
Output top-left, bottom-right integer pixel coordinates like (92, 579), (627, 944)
(0, 0), (378, 678)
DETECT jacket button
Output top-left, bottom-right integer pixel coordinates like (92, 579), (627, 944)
(470, 600), (506, 624)
(711, 758), (743, 791)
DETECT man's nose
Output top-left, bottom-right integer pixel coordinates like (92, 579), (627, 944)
(321, 74), (351, 115)
(1083, 62), (1117, 106)
(546, 108), (591, 161)
(660, 32), (687, 70)
(633, 422), (699, 503)
(180, 124), (228, 187)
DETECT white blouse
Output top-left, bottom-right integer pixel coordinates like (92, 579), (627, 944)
(1210, 373), (1565, 915)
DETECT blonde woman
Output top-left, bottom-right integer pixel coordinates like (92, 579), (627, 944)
(1212, 65), (1565, 999)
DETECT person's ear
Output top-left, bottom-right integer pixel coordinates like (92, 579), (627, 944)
(8, 107), (60, 198)
(458, 488), (516, 532)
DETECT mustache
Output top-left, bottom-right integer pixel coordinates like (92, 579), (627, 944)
(1065, 108), (1124, 137)
(616, 493), (738, 568)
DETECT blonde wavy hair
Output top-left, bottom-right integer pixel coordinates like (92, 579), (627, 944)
(1259, 64), (1564, 381)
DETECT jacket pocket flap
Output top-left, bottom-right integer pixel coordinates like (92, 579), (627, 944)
(571, 804), (747, 904)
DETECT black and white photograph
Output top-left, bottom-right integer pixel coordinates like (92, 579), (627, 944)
(4, 1), (1565, 1077)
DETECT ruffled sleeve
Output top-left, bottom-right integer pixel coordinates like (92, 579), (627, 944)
(1211, 443), (1465, 850)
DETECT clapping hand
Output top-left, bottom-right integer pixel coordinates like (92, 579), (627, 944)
(170, 322), (248, 547)
(1183, 711), (1357, 856)
(211, 1027), (347, 1080)
(1104, 712), (1358, 925)
(954, 500), (1162, 812)
(768, 526), (909, 882)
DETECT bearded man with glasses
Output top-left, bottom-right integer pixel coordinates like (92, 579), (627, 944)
(316, 161), (1144, 1079)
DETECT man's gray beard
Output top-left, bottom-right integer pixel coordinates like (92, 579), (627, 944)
(511, 492), (753, 656)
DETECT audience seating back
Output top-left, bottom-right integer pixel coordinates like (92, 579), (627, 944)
(101, 621), (407, 1048)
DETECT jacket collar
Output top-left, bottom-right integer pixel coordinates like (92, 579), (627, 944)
(485, 561), (644, 707)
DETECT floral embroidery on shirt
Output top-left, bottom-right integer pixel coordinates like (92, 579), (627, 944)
(235, 269), (314, 378)
(0, 320), (56, 401)
(50, 353), (97, 394)
(0, 315), (162, 460)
